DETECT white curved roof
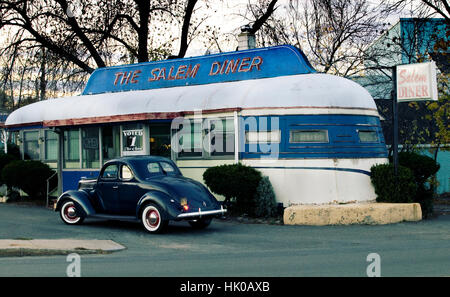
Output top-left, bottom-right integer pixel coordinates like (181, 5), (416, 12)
(6, 73), (377, 127)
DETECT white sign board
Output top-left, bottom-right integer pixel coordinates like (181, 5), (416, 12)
(396, 62), (438, 102)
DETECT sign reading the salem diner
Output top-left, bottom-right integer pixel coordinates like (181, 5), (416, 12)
(82, 45), (316, 95)
(396, 62), (438, 102)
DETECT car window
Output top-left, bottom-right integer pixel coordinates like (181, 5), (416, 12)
(102, 164), (118, 179)
(160, 161), (175, 173)
(121, 165), (133, 180)
(147, 162), (162, 174)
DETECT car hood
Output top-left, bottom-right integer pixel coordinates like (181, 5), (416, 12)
(143, 175), (218, 208)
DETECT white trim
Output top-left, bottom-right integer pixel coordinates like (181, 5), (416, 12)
(240, 107), (380, 117)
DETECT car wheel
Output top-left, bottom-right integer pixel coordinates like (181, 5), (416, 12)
(60, 200), (84, 225)
(188, 218), (212, 229)
(141, 203), (168, 233)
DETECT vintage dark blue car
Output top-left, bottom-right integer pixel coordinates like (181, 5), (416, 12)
(55, 156), (226, 233)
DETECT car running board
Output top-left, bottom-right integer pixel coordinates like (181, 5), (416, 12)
(90, 214), (138, 222)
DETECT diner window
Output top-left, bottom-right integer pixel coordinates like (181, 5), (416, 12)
(176, 120), (202, 158)
(102, 126), (120, 162)
(82, 127), (100, 169)
(64, 129), (80, 168)
(358, 130), (378, 143)
(245, 130), (281, 143)
(289, 130), (328, 143)
(23, 131), (39, 160)
(208, 118), (235, 156)
(45, 130), (58, 161)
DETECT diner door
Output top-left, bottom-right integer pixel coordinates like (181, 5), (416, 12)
(149, 123), (171, 158)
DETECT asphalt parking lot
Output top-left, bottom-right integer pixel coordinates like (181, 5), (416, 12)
(0, 203), (449, 277)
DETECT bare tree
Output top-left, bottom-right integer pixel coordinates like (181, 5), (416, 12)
(386, 0), (449, 21)
(0, 0), (215, 109)
(241, 0), (391, 77)
(0, 0), (207, 74)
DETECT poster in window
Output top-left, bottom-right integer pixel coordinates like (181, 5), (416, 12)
(123, 129), (144, 151)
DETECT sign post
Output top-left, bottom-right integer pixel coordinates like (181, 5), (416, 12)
(392, 66), (398, 175)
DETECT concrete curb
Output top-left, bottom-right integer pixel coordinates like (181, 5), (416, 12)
(0, 239), (126, 257)
(283, 203), (422, 226)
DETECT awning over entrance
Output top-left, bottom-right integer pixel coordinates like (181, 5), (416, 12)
(5, 73), (377, 128)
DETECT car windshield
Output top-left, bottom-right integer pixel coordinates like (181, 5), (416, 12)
(129, 159), (181, 180)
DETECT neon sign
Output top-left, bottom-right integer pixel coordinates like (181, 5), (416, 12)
(82, 45), (316, 95)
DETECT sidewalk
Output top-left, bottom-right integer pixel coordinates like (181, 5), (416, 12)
(0, 239), (126, 257)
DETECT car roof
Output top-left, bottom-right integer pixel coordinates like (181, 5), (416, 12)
(105, 155), (173, 165)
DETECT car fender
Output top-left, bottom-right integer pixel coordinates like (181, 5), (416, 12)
(55, 190), (96, 217)
(136, 191), (180, 220)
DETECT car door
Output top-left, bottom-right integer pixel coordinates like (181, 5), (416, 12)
(117, 163), (143, 216)
(96, 163), (120, 214)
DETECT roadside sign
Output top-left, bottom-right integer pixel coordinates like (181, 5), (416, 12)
(396, 61), (438, 102)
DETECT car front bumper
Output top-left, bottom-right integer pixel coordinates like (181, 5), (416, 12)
(176, 205), (227, 219)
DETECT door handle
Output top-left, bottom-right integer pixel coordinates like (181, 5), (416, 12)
(112, 186), (118, 189)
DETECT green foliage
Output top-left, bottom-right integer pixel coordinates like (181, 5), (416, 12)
(6, 143), (21, 159)
(370, 164), (417, 203)
(377, 152), (440, 218)
(0, 153), (18, 184)
(390, 152), (440, 185)
(1, 160), (55, 199)
(203, 163), (262, 215)
(395, 152), (440, 218)
(254, 176), (278, 218)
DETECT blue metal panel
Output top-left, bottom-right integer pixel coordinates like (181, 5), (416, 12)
(82, 45), (316, 95)
(6, 124), (44, 131)
(241, 114), (388, 159)
(62, 170), (99, 192)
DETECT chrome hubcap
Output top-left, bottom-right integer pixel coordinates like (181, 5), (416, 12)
(148, 212), (158, 225)
(67, 206), (76, 218)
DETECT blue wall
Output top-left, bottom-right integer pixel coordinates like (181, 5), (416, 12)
(240, 114), (387, 159)
(62, 170), (99, 192)
(419, 148), (450, 194)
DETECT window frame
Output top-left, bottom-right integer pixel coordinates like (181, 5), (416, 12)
(245, 130), (281, 144)
(22, 130), (40, 160)
(100, 163), (119, 180)
(289, 129), (329, 144)
(357, 130), (379, 143)
(120, 164), (134, 181)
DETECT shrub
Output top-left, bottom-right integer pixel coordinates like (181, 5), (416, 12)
(390, 152), (440, 185)
(254, 176), (278, 218)
(393, 152), (440, 218)
(203, 163), (262, 215)
(370, 163), (417, 203)
(0, 153), (18, 184)
(6, 143), (21, 159)
(2, 160), (55, 199)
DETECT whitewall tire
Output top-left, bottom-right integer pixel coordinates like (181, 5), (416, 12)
(60, 200), (84, 225)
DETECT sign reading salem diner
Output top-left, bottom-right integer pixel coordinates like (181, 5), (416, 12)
(82, 45), (316, 95)
(396, 62), (438, 102)
(113, 56), (263, 86)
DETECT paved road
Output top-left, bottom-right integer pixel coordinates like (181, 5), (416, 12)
(0, 203), (449, 277)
